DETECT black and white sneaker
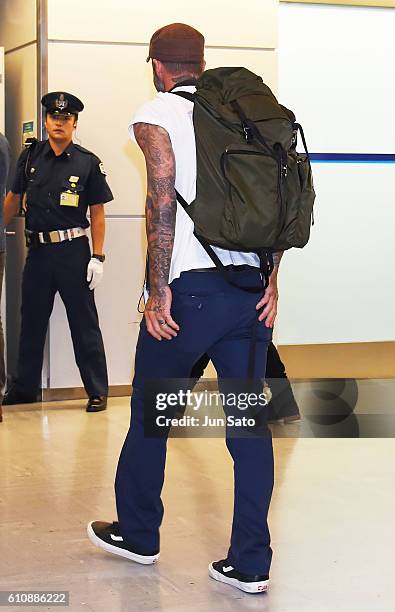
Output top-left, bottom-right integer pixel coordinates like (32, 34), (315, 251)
(209, 559), (269, 594)
(87, 521), (160, 565)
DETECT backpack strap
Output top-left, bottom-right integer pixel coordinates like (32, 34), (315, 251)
(169, 79), (197, 102)
(293, 122), (314, 225)
(170, 90), (195, 103)
(23, 137), (38, 180)
(293, 122), (311, 168)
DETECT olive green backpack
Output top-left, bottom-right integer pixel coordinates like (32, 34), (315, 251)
(173, 67), (315, 280)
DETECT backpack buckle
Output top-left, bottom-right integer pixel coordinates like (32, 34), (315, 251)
(243, 122), (253, 143)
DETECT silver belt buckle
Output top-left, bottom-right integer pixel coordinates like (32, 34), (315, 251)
(38, 232), (45, 243)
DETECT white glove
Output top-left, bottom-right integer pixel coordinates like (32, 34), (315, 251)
(87, 257), (104, 290)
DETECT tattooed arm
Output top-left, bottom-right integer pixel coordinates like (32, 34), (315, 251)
(256, 251), (284, 329)
(134, 122), (180, 340)
(272, 251), (284, 270)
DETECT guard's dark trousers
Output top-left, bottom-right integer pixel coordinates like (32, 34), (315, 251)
(15, 237), (108, 397)
(115, 268), (274, 575)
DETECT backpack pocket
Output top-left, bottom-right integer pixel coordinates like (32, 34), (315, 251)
(220, 146), (283, 250)
(273, 153), (315, 251)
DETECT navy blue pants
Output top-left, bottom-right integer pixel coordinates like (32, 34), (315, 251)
(191, 342), (300, 419)
(15, 237), (108, 397)
(115, 269), (274, 575)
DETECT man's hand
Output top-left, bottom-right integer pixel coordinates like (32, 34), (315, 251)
(144, 285), (179, 340)
(256, 270), (279, 328)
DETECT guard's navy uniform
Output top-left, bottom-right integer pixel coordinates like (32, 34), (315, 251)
(6, 109), (113, 404)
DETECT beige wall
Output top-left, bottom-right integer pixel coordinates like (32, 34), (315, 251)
(0, 0), (38, 164)
(284, 0), (395, 6)
(0, 0), (37, 52)
(47, 0), (277, 48)
(278, 342), (395, 379)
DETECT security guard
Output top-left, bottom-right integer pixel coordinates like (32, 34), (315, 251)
(3, 91), (113, 412)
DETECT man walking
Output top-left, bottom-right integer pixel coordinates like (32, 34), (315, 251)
(88, 24), (282, 593)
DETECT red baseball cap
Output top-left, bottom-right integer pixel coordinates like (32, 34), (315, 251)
(147, 23), (205, 63)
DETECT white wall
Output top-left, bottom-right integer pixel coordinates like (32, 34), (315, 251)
(276, 3), (395, 345)
(46, 0), (278, 388)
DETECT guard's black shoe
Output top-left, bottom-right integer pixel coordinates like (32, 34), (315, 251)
(2, 386), (38, 406)
(209, 559), (269, 594)
(86, 396), (107, 412)
(87, 521), (160, 564)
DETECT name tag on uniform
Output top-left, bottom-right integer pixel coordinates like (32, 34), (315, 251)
(60, 191), (79, 207)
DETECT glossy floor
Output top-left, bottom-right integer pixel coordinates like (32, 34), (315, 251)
(1, 397), (394, 611)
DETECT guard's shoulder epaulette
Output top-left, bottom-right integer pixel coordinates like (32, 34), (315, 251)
(73, 143), (95, 156)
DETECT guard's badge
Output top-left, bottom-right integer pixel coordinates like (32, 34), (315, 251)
(99, 162), (106, 175)
(56, 93), (68, 110)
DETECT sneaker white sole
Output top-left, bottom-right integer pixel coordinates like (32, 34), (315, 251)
(87, 522), (160, 565)
(208, 563), (269, 594)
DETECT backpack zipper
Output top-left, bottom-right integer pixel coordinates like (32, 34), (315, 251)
(220, 148), (272, 175)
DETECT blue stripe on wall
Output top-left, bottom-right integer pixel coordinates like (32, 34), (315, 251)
(310, 153), (395, 163)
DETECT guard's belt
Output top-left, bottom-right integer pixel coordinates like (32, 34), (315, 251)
(25, 227), (86, 247)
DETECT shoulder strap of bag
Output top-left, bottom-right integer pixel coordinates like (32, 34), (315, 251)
(170, 90), (196, 102)
(293, 122), (314, 225)
(20, 138), (38, 215)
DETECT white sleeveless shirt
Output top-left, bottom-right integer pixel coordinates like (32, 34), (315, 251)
(129, 85), (260, 285)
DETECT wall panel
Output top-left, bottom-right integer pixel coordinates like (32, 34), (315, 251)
(48, 43), (154, 216)
(0, 0), (36, 52)
(205, 48), (277, 94)
(4, 44), (37, 166)
(48, 0), (277, 49)
(278, 4), (395, 153)
(277, 3), (395, 346)
(276, 163), (395, 345)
